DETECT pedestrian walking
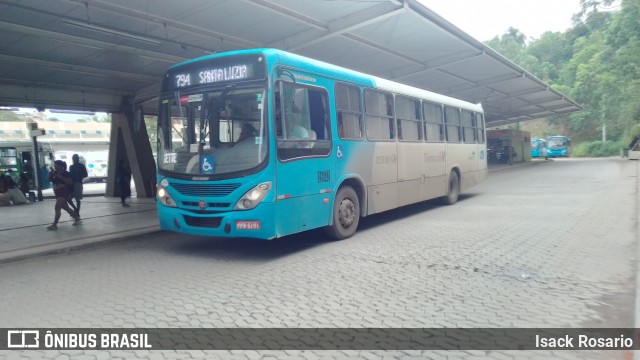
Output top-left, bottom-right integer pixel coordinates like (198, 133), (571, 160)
(46, 160), (81, 230)
(59, 161), (79, 217)
(116, 159), (131, 207)
(68, 154), (88, 218)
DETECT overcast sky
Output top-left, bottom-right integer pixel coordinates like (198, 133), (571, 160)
(418, 0), (584, 41)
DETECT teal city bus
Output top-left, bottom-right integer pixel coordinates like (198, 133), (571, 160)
(0, 140), (53, 190)
(156, 49), (487, 240)
(546, 135), (571, 158)
(530, 138), (547, 159)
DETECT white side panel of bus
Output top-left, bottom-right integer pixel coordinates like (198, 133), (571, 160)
(422, 142), (447, 200)
(397, 142), (424, 207)
(444, 144), (466, 176)
(367, 142), (398, 214)
(461, 143), (478, 192)
(473, 142), (488, 189)
(465, 143), (479, 172)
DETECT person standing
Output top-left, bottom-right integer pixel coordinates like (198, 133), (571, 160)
(46, 160), (81, 230)
(116, 159), (132, 207)
(68, 154), (88, 218)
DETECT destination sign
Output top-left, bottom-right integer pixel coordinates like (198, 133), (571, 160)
(175, 65), (249, 88)
(164, 54), (266, 91)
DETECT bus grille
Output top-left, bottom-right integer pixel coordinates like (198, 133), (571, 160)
(184, 215), (222, 228)
(171, 183), (241, 197)
(182, 201), (230, 208)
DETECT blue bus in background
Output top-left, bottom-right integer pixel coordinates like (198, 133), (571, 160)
(546, 135), (571, 158)
(155, 49), (487, 240)
(530, 138), (547, 159)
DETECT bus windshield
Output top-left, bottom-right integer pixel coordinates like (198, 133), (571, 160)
(548, 138), (568, 148)
(157, 86), (267, 176)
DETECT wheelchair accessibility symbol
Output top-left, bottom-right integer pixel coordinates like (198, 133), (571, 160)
(201, 156), (215, 174)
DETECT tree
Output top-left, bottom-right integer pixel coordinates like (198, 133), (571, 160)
(0, 111), (23, 122)
(144, 116), (157, 146)
(485, 27), (528, 61)
(81, 113), (112, 123)
(482, 0), (640, 145)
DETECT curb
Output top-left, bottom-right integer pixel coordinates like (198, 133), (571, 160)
(0, 226), (162, 265)
(41, 193), (107, 200)
(488, 160), (546, 173)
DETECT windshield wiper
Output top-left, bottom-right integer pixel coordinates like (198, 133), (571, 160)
(207, 84), (236, 148)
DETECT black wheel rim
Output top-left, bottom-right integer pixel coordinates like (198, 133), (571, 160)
(338, 197), (356, 228)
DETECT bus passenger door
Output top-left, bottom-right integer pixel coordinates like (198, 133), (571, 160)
(273, 78), (335, 237)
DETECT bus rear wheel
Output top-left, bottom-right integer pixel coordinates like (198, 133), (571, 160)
(441, 171), (460, 205)
(325, 185), (360, 240)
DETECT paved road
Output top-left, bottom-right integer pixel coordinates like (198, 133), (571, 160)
(1, 157), (636, 359)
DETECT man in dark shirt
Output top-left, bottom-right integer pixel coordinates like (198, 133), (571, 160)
(68, 154), (88, 218)
(46, 160), (80, 230)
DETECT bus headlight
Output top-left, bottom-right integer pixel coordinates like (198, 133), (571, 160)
(234, 182), (271, 210)
(157, 184), (177, 207)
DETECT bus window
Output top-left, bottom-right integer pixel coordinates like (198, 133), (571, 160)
(158, 87), (268, 175)
(444, 106), (461, 143)
(423, 102), (444, 142)
(276, 81), (331, 160)
(364, 89), (395, 141)
(0, 147), (17, 166)
(476, 113), (485, 144)
(335, 83), (362, 140)
(396, 96), (422, 141)
(461, 110), (476, 143)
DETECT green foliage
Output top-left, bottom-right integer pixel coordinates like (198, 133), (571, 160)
(622, 123), (640, 146)
(485, 0), (640, 145)
(572, 140), (623, 157)
(80, 114), (112, 123)
(144, 115), (157, 146)
(0, 110), (23, 122)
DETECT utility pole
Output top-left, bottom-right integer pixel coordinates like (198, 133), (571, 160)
(26, 122), (46, 201)
(601, 95), (607, 142)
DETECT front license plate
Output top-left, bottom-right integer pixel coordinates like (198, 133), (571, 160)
(235, 220), (261, 230)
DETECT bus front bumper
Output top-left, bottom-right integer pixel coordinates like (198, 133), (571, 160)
(157, 202), (277, 240)
(547, 149), (567, 157)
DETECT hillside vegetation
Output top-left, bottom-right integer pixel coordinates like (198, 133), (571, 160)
(486, 0), (639, 156)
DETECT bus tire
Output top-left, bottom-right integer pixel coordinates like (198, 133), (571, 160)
(325, 185), (360, 240)
(442, 170), (460, 205)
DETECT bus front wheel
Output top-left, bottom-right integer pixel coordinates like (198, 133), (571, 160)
(441, 171), (460, 205)
(325, 185), (360, 240)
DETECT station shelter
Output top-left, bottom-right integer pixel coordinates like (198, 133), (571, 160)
(486, 129), (531, 165)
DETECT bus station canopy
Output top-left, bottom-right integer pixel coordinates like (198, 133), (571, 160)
(0, 0), (581, 126)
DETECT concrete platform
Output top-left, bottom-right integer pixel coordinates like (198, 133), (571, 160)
(0, 196), (159, 264)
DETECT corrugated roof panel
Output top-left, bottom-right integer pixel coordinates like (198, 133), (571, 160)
(0, 0), (580, 124)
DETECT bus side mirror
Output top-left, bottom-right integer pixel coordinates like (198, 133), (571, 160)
(277, 69), (296, 83)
